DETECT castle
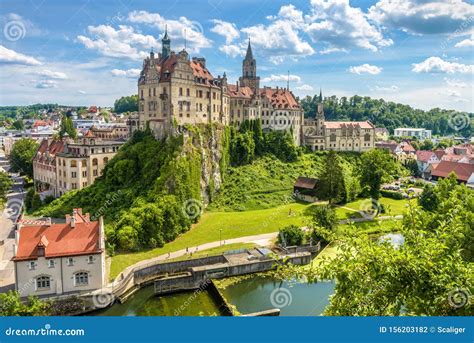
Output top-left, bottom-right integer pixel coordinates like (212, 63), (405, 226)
(132, 29), (375, 151)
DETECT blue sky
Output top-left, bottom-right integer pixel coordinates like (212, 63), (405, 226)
(0, 0), (473, 111)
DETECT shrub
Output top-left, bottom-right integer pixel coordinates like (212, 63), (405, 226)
(380, 189), (404, 200)
(277, 225), (305, 247)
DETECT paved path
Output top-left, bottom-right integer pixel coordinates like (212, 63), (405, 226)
(109, 213), (404, 285)
(0, 149), (25, 290)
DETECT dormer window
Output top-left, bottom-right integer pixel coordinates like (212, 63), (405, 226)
(37, 247), (45, 257)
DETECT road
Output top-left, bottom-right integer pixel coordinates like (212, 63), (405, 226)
(0, 149), (25, 290)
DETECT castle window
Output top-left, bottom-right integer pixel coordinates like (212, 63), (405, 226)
(364, 134), (370, 141)
(141, 90), (143, 99)
(92, 158), (98, 166)
(330, 134), (336, 142)
(186, 102), (190, 111)
(186, 88), (190, 96)
(179, 88), (183, 96)
(148, 89), (151, 97)
(153, 88), (156, 97)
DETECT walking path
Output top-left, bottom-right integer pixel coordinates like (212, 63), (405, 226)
(109, 214), (403, 286)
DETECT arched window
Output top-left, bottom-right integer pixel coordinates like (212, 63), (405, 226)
(74, 272), (89, 286)
(81, 160), (87, 167)
(92, 158), (98, 166)
(70, 160), (77, 167)
(36, 276), (50, 289)
(103, 157), (109, 164)
(62, 160), (66, 167)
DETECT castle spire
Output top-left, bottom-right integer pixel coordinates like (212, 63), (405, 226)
(319, 88), (323, 103)
(162, 25), (171, 58)
(245, 37), (253, 60)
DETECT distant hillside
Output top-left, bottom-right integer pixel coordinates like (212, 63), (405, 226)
(300, 94), (472, 137)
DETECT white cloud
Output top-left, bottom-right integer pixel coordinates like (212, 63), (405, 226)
(261, 74), (302, 82)
(372, 85), (399, 92)
(412, 57), (473, 73)
(320, 47), (348, 55)
(444, 78), (468, 88)
(368, 0), (474, 35)
(455, 37), (474, 48)
(127, 10), (212, 52)
(36, 69), (68, 79)
(306, 0), (393, 52)
(349, 64), (383, 75)
(34, 80), (58, 89)
(296, 84), (314, 91)
(446, 89), (462, 98)
(77, 90), (86, 95)
(77, 25), (158, 60)
(0, 45), (42, 65)
(111, 68), (141, 78)
(210, 20), (240, 44)
(219, 44), (244, 58)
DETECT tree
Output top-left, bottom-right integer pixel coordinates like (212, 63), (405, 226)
(419, 139), (434, 151)
(230, 131), (255, 166)
(59, 115), (77, 139)
(418, 184), (439, 211)
(114, 95), (138, 113)
(359, 149), (397, 199)
(0, 291), (50, 316)
(12, 119), (24, 130)
(405, 158), (421, 177)
(318, 151), (346, 204)
(278, 225), (305, 247)
(313, 205), (338, 231)
(9, 138), (39, 178)
(0, 171), (13, 204)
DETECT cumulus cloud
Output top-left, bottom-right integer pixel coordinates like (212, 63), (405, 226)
(219, 44), (244, 58)
(36, 69), (67, 79)
(111, 68), (141, 78)
(77, 90), (86, 95)
(368, 0), (474, 35)
(455, 36), (474, 48)
(412, 57), (473, 73)
(261, 74), (302, 82)
(127, 10), (211, 52)
(349, 64), (383, 75)
(306, 0), (393, 52)
(0, 45), (42, 65)
(77, 25), (158, 60)
(210, 19), (240, 44)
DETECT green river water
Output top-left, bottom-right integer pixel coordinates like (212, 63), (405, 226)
(95, 276), (335, 316)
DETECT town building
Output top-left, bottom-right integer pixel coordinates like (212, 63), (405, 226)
(375, 127), (389, 141)
(293, 176), (319, 202)
(431, 160), (474, 184)
(32, 139), (66, 198)
(415, 150), (440, 178)
(394, 128), (432, 140)
(302, 98), (375, 152)
(89, 123), (129, 140)
(12, 209), (106, 297)
(55, 131), (124, 196)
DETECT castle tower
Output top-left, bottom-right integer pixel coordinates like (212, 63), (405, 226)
(162, 26), (171, 59)
(316, 89), (325, 136)
(239, 39), (260, 91)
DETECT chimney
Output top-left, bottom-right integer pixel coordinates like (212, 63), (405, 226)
(71, 209), (77, 228)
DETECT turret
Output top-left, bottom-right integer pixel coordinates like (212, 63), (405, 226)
(162, 26), (171, 59)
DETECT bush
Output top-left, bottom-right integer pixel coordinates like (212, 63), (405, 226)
(380, 189), (404, 200)
(277, 225), (305, 247)
(313, 205), (338, 231)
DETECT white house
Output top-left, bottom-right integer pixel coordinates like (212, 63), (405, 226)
(12, 209), (106, 298)
(394, 128), (432, 140)
(416, 150), (440, 176)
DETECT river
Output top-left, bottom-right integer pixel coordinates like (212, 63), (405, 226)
(95, 275), (334, 316)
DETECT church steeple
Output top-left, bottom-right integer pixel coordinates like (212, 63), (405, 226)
(162, 25), (171, 59)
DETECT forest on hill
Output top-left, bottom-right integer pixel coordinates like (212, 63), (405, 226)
(300, 94), (472, 137)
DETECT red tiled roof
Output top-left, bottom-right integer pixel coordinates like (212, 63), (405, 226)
(33, 120), (49, 128)
(399, 142), (416, 153)
(260, 88), (300, 109)
(34, 139), (65, 161)
(324, 121), (374, 129)
(13, 209), (101, 261)
(431, 161), (474, 182)
(416, 150), (436, 163)
(227, 84), (254, 98)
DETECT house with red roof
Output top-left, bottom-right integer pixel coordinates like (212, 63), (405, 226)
(12, 209), (106, 297)
(431, 161), (474, 184)
(416, 150), (440, 177)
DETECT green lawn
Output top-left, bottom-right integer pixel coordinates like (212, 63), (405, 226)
(335, 197), (409, 219)
(110, 202), (314, 279)
(110, 197), (408, 280)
